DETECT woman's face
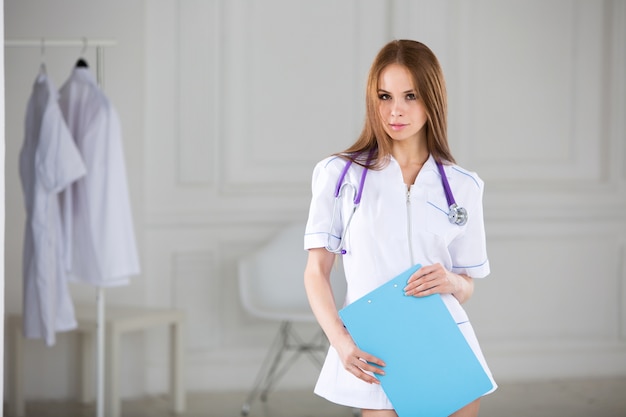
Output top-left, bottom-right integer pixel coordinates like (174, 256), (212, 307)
(377, 64), (428, 144)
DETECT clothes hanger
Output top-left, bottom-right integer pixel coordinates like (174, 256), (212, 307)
(39, 38), (47, 75)
(75, 37), (89, 68)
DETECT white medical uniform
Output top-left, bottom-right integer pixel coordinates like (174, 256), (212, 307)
(58, 67), (140, 287)
(304, 154), (497, 410)
(19, 66), (87, 346)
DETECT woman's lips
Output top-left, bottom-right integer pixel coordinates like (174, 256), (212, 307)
(389, 123), (407, 131)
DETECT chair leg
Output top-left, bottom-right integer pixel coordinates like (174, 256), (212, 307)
(260, 322), (330, 401)
(289, 325), (327, 368)
(241, 321), (329, 416)
(241, 322), (290, 416)
(258, 322), (290, 401)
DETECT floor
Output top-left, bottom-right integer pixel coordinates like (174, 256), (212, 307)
(8, 377), (626, 417)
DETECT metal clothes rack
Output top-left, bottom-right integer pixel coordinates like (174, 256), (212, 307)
(5, 37), (117, 417)
(6, 38), (116, 88)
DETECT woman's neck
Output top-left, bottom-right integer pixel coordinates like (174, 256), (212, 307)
(391, 141), (429, 186)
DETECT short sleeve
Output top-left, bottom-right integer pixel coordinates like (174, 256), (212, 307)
(35, 101), (86, 193)
(304, 156), (347, 251)
(448, 175), (490, 278)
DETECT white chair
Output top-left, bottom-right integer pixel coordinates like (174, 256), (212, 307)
(238, 223), (346, 416)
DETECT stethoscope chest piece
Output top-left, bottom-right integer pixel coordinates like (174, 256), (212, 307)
(448, 203), (468, 226)
(437, 162), (468, 226)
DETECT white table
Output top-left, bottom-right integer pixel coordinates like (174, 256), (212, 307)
(6, 305), (186, 417)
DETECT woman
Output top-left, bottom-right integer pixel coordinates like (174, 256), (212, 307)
(303, 39), (496, 417)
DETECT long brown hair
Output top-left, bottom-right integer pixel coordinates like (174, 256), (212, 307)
(338, 39), (455, 168)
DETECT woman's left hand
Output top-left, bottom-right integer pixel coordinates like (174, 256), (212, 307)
(404, 263), (460, 298)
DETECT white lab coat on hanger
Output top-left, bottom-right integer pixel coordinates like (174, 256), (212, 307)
(59, 66), (140, 287)
(19, 66), (87, 346)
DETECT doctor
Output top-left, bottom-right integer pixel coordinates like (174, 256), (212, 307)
(304, 40), (496, 417)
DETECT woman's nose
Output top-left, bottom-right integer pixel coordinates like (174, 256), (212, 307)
(390, 100), (403, 117)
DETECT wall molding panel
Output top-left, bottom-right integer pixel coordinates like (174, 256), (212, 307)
(458, 1), (609, 185)
(389, 0), (452, 66)
(607, 0), (626, 183)
(172, 251), (218, 350)
(219, 1), (390, 194)
(470, 232), (623, 341)
(485, 340), (626, 381)
(176, 0), (219, 185)
(617, 240), (626, 343)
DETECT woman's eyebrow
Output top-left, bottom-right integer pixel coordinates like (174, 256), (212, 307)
(377, 88), (415, 94)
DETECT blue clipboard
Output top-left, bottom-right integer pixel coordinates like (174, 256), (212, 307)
(338, 264), (493, 417)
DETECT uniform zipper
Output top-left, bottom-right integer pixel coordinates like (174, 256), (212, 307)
(406, 185), (414, 265)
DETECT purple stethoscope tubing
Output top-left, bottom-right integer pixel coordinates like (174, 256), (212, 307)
(436, 161), (456, 207)
(436, 161), (468, 226)
(326, 152), (373, 254)
(334, 159), (369, 203)
(326, 155), (467, 255)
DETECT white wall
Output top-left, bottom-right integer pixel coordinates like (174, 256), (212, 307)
(4, 0), (626, 402)
(1, 0), (6, 408)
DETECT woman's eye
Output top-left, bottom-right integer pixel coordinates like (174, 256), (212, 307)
(378, 94), (391, 100)
(406, 93), (417, 100)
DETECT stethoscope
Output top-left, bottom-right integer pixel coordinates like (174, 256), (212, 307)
(435, 162), (468, 227)
(325, 156), (467, 255)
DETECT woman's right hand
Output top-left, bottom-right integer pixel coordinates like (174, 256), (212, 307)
(334, 333), (386, 384)
(303, 248), (385, 384)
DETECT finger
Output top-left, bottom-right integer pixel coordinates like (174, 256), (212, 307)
(348, 362), (383, 384)
(406, 264), (451, 295)
(406, 278), (441, 296)
(416, 264), (437, 277)
(404, 277), (433, 295)
(405, 266), (437, 288)
(349, 354), (385, 379)
(406, 267), (429, 284)
(413, 286), (436, 297)
(351, 367), (380, 384)
(404, 275), (424, 291)
(357, 351), (386, 369)
(360, 361), (385, 377)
